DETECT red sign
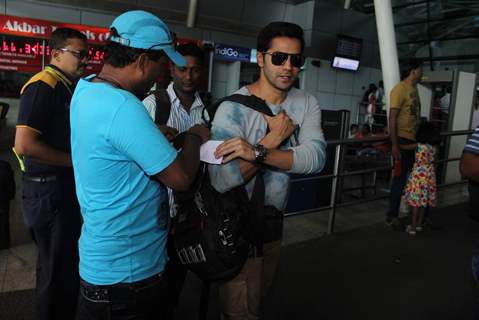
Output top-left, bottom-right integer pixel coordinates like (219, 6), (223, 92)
(0, 34), (105, 74)
(0, 37), (43, 72)
(0, 14), (110, 45)
(0, 14), (201, 74)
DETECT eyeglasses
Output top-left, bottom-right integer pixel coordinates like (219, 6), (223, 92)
(58, 48), (89, 60)
(263, 51), (305, 68)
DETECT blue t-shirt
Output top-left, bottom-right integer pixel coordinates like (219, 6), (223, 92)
(70, 76), (177, 285)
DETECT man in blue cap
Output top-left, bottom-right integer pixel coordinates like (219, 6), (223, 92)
(70, 10), (209, 319)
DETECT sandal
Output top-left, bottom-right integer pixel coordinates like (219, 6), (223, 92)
(406, 225), (416, 236)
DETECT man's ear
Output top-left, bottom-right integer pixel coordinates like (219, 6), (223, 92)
(51, 49), (61, 62)
(257, 51), (264, 68)
(136, 53), (149, 73)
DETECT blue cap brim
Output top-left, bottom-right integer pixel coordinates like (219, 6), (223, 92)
(164, 47), (186, 67)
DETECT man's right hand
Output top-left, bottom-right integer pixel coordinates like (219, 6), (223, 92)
(188, 125), (210, 144)
(264, 111), (297, 147)
(392, 144), (401, 161)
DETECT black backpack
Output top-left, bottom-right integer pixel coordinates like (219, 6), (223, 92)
(151, 89), (172, 125)
(170, 94), (275, 283)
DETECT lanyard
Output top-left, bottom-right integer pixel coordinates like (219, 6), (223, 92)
(44, 66), (73, 96)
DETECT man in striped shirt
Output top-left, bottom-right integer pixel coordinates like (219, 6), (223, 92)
(142, 42), (206, 319)
(461, 125), (479, 219)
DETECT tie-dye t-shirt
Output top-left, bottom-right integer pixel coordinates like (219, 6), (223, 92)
(208, 86), (327, 211)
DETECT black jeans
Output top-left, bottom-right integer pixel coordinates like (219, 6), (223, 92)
(388, 138), (416, 219)
(77, 274), (167, 320)
(468, 180), (479, 221)
(21, 174), (82, 320)
(164, 233), (188, 320)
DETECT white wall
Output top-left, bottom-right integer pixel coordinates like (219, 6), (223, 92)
(211, 61), (241, 101)
(445, 71), (478, 184)
(302, 58), (382, 124)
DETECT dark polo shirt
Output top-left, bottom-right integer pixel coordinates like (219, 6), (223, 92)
(17, 64), (75, 176)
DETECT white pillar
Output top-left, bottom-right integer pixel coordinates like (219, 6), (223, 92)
(344, 0), (352, 10)
(207, 49), (214, 92)
(373, 0), (400, 116)
(187, 0), (198, 28)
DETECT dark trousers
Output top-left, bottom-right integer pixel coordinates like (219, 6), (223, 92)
(0, 202), (10, 249)
(164, 234), (188, 320)
(388, 138), (416, 219)
(77, 274), (167, 320)
(468, 180), (479, 221)
(21, 175), (82, 320)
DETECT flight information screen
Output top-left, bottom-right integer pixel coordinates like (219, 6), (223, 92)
(336, 35), (362, 59)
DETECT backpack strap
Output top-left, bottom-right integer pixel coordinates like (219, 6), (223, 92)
(153, 89), (171, 125)
(249, 172), (266, 257)
(202, 94), (274, 128)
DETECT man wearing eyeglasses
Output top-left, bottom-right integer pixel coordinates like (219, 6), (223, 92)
(14, 28), (88, 320)
(210, 22), (326, 319)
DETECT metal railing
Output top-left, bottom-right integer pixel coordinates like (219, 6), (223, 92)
(285, 129), (474, 235)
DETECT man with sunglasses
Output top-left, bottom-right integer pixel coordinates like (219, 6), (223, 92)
(14, 27), (88, 320)
(210, 22), (326, 319)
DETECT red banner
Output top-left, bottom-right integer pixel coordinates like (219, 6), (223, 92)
(0, 14), (201, 74)
(0, 36), (43, 72)
(0, 34), (105, 74)
(0, 14), (110, 45)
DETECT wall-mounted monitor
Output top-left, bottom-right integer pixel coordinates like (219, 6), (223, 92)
(331, 56), (360, 71)
(331, 35), (362, 72)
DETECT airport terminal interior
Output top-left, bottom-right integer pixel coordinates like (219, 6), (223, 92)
(1, 0), (479, 319)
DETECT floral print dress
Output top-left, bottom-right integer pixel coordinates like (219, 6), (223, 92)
(404, 143), (437, 207)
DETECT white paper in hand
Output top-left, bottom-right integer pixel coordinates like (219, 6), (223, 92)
(200, 140), (224, 164)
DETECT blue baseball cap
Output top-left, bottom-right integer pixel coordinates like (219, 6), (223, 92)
(109, 10), (185, 66)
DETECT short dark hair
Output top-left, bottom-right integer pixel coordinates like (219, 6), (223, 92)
(103, 28), (164, 68)
(176, 43), (204, 65)
(49, 27), (87, 49)
(400, 58), (422, 80)
(257, 22), (305, 53)
(416, 121), (441, 145)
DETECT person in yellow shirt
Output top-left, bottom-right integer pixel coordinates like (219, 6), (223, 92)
(387, 59), (422, 229)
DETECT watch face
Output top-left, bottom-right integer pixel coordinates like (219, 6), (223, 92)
(254, 144), (266, 163)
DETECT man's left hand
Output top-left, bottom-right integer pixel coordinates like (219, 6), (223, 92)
(214, 137), (255, 164)
(158, 125), (178, 141)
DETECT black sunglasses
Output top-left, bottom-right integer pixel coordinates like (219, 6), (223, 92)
(263, 51), (305, 68)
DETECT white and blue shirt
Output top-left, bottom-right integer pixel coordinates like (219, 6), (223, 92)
(143, 82), (205, 216)
(143, 82), (205, 132)
(464, 126), (479, 156)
